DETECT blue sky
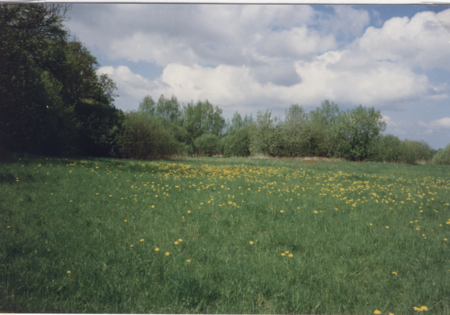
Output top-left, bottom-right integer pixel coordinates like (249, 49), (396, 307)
(65, 4), (450, 149)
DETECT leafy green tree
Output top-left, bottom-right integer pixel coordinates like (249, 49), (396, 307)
(222, 126), (252, 157)
(181, 100), (226, 139)
(308, 100), (340, 156)
(56, 40), (121, 157)
(156, 94), (181, 123)
(138, 95), (156, 116)
(249, 110), (278, 155)
(277, 104), (311, 157)
(368, 134), (402, 162)
(0, 4), (122, 157)
(0, 3), (70, 154)
(116, 113), (181, 159)
(285, 103), (309, 127)
(226, 111), (253, 134)
(309, 100), (340, 126)
(330, 105), (386, 161)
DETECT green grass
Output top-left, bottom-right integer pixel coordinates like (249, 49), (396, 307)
(1, 154), (450, 314)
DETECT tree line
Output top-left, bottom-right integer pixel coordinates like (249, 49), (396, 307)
(129, 96), (442, 164)
(1, 4), (449, 165)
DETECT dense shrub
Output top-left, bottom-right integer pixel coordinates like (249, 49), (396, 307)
(222, 126), (252, 157)
(75, 99), (124, 157)
(116, 113), (181, 159)
(368, 134), (403, 163)
(182, 144), (194, 156)
(398, 141), (418, 164)
(157, 116), (192, 145)
(368, 134), (419, 164)
(329, 106), (386, 161)
(403, 140), (434, 161)
(278, 125), (313, 157)
(193, 134), (222, 156)
(432, 144), (450, 165)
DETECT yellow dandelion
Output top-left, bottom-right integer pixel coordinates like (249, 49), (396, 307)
(444, 239), (448, 241)
(7, 226), (10, 229)
(186, 259), (191, 263)
(155, 248), (160, 251)
(314, 210), (318, 214)
(285, 251), (289, 254)
(67, 270), (71, 274)
(420, 306), (428, 311)
(140, 239), (144, 242)
(187, 210), (191, 213)
(374, 310), (381, 314)
(370, 223), (373, 225)
(70, 200), (72, 203)
(178, 238), (183, 242)
(288, 254), (293, 257)
(249, 241), (254, 245)
(174, 241), (179, 245)
(281, 253), (286, 256)
(124, 220), (127, 222)
(130, 245), (134, 247)
(392, 271), (397, 275)
(280, 210), (284, 213)
(165, 252), (170, 256)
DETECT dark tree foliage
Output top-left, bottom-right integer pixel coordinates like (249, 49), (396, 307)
(0, 4), (70, 154)
(0, 4), (123, 157)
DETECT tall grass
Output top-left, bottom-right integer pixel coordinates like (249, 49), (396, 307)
(1, 154), (449, 313)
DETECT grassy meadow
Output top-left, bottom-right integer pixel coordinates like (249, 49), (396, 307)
(1, 154), (450, 314)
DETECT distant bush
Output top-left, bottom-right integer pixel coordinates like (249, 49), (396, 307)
(368, 134), (419, 164)
(193, 134), (222, 156)
(223, 126), (252, 157)
(157, 116), (192, 145)
(432, 144), (450, 165)
(116, 113), (181, 159)
(181, 144), (194, 156)
(403, 140), (434, 161)
(398, 141), (418, 164)
(368, 134), (403, 163)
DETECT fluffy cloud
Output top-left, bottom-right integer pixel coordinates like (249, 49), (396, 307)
(103, 52), (438, 114)
(419, 117), (450, 129)
(97, 65), (169, 110)
(354, 9), (450, 71)
(68, 6), (450, 113)
(381, 115), (411, 135)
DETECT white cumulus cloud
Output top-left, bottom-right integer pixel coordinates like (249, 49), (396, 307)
(419, 117), (450, 129)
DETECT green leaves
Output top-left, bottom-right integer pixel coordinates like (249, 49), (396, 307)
(138, 95), (156, 116)
(330, 105), (386, 161)
(0, 4), (122, 157)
